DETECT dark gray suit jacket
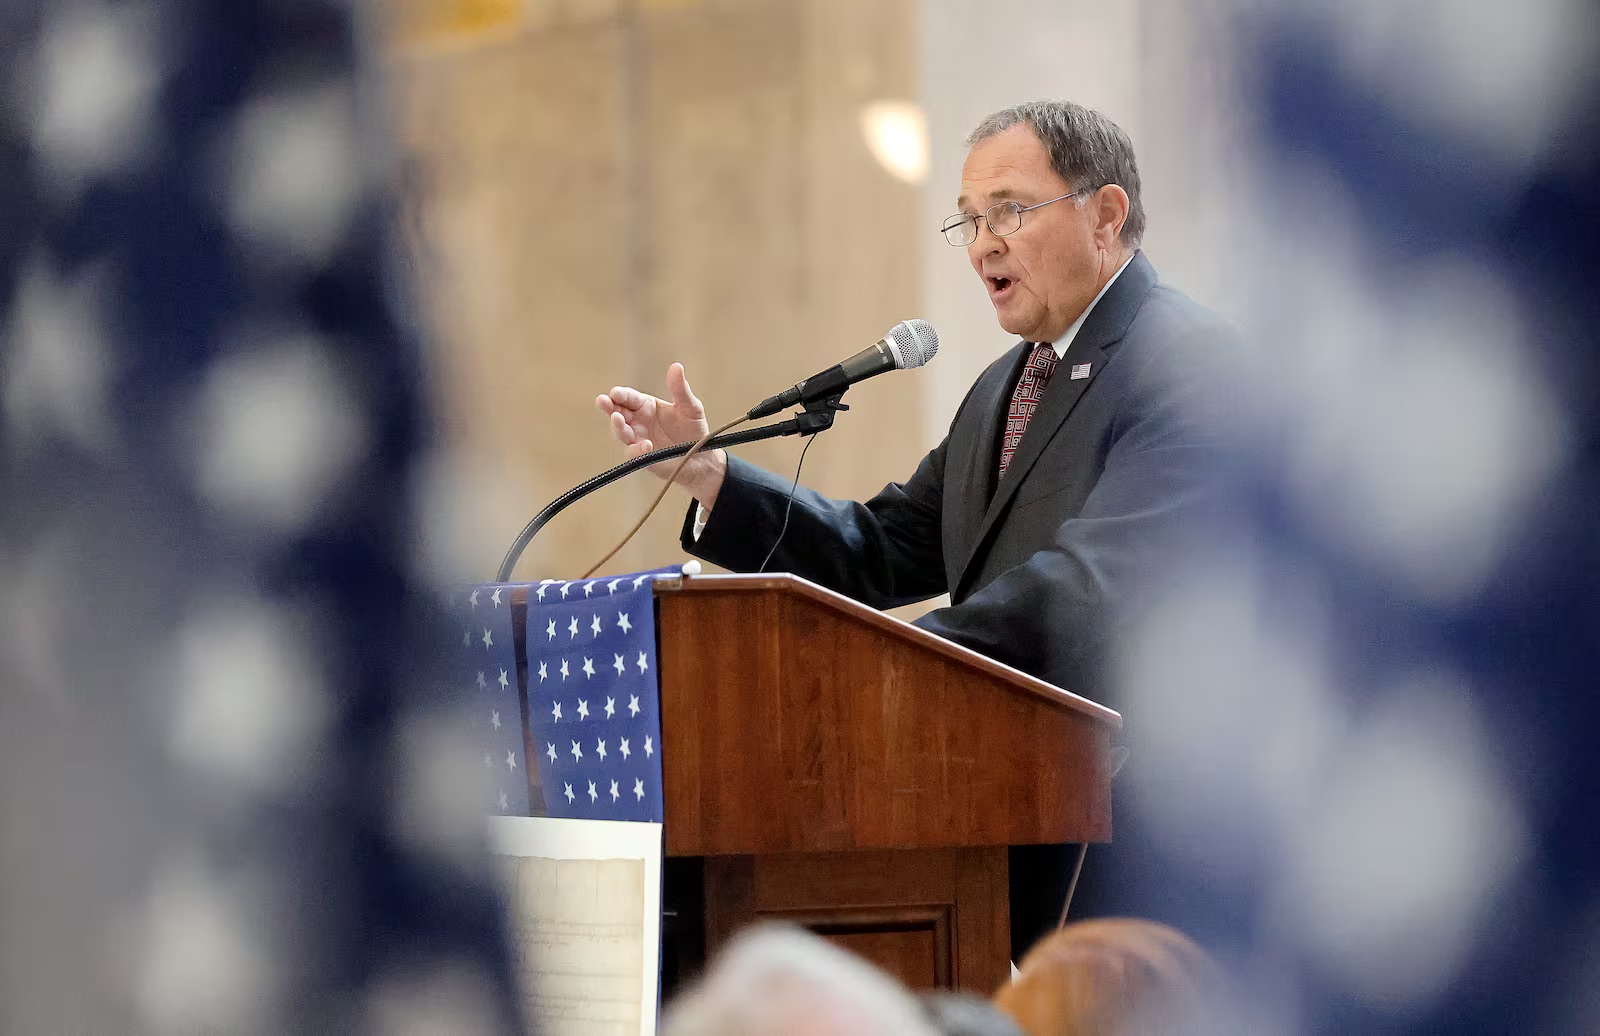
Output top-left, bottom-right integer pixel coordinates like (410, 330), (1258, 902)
(680, 252), (1229, 702)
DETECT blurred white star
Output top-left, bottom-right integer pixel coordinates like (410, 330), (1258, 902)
(481, 629), (491, 649)
(570, 740), (582, 762)
(490, 588), (502, 607)
(559, 659), (569, 680)
(576, 698), (589, 720)
(467, 590), (479, 608)
(537, 662), (547, 683)
(610, 780), (620, 802)
(633, 779), (644, 801)
(2, 256), (117, 455)
(587, 781), (597, 803)
(596, 739), (607, 761)
(545, 619), (556, 642)
(546, 743), (557, 764)
(504, 751), (516, 772)
(605, 695), (616, 717)
(636, 651), (648, 674)
(582, 658), (595, 679)
(591, 615), (603, 636)
(489, 709), (501, 731)
(30, 0), (165, 194)
(612, 654), (625, 676)
(617, 613), (632, 634)
(644, 736), (653, 758)
(497, 791), (509, 812)
(567, 617), (578, 639)
(628, 694), (640, 718)
(620, 738), (631, 760)
(497, 669), (508, 690)
(564, 783), (574, 804)
(223, 80), (365, 266)
(550, 701), (561, 722)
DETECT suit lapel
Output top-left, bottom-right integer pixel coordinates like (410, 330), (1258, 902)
(944, 342), (1028, 581)
(952, 252), (1159, 598)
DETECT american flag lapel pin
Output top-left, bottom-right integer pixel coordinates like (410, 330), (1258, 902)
(1070, 362), (1093, 380)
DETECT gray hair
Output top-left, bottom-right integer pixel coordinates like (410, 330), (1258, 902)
(966, 100), (1146, 246)
(663, 925), (939, 1036)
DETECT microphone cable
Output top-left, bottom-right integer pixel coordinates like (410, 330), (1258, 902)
(579, 413), (747, 579)
(758, 432), (819, 574)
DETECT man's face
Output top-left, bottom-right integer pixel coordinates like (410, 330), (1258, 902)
(959, 125), (1103, 344)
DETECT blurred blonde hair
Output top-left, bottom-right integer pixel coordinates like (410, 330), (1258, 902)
(993, 918), (1219, 1036)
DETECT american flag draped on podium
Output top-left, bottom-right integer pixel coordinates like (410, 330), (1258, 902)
(446, 585), (531, 816)
(453, 568), (672, 822)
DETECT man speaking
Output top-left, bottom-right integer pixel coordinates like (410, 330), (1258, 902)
(596, 100), (1231, 957)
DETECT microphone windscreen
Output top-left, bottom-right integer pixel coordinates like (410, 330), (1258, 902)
(884, 319), (939, 370)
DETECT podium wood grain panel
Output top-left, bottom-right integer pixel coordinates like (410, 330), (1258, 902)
(655, 575), (1116, 857)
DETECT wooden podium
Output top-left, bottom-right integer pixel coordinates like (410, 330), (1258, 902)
(516, 573), (1120, 996)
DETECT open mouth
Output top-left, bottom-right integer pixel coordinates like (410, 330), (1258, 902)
(988, 276), (1014, 298)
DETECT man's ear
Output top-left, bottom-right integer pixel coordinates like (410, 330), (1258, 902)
(1092, 184), (1130, 248)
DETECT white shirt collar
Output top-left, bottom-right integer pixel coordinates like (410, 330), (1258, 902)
(1043, 252), (1136, 354)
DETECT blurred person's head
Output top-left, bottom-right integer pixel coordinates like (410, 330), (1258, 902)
(663, 925), (939, 1036)
(992, 918), (1218, 1036)
(954, 100), (1143, 345)
(919, 990), (1026, 1035)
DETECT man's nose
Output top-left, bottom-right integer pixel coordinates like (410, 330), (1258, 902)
(969, 220), (1005, 259)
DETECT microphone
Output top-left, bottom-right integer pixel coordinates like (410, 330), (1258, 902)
(746, 319), (940, 420)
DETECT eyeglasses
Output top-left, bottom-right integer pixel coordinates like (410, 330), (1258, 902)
(940, 187), (1093, 247)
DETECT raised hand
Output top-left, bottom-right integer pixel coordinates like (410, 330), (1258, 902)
(595, 362), (727, 504)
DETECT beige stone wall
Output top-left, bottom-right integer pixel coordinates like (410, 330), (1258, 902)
(390, 0), (926, 584)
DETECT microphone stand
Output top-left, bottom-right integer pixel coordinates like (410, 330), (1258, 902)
(495, 394), (850, 582)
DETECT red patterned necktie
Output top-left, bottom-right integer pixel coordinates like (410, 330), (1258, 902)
(998, 342), (1060, 477)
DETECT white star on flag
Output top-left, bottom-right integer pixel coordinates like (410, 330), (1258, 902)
(570, 740), (582, 762)
(491, 587), (503, 607)
(560, 583), (572, 599)
(498, 791), (509, 811)
(619, 737), (631, 759)
(633, 574), (650, 589)
(475, 671), (486, 690)
(564, 783), (575, 804)
(481, 628), (493, 648)
(497, 668), (509, 690)
(545, 619), (556, 641)
(577, 699), (589, 720)
(608, 579), (622, 594)
(636, 651), (648, 673)
(482, 753), (493, 769)
(468, 589), (479, 608)
(605, 695), (616, 717)
(582, 658), (596, 679)
(633, 778), (645, 801)
(551, 701), (561, 721)
(560, 659), (570, 680)
(584, 582), (595, 598)
(568, 616), (579, 639)
(596, 739), (607, 760)
(538, 661), (548, 682)
(610, 780), (620, 802)
(536, 583), (549, 601)
(587, 780), (598, 802)
(546, 743), (557, 764)
(505, 750), (517, 771)
(644, 736), (653, 758)
(628, 694), (640, 717)
(490, 709), (501, 730)
(591, 615), (603, 636)
(617, 613), (632, 634)
(612, 654), (625, 676)
(462, 629), (470, 647)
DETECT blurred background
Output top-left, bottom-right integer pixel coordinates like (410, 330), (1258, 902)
(384, 0), (1245, 594)
(5, 0), (1598, 1031)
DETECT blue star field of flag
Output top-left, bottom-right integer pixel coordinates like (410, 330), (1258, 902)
(447, 585), (530, 816)
(524, 570), (670, 822)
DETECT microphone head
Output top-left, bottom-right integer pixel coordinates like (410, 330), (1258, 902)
(883, 319), (939, 370)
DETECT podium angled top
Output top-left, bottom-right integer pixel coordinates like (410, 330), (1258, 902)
(646, 571), (1120, 857)
(653, 573), (1119, 729)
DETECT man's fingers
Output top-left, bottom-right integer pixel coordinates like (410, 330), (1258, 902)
(607, 385), (649, 411)
(610, 410), (637, 445)
(666, 362), (703, 415)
